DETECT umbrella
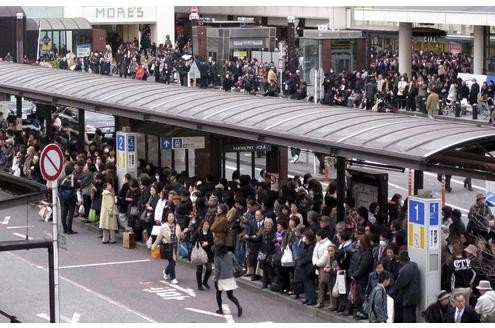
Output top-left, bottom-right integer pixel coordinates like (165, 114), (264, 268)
(181, 54), (192, 61)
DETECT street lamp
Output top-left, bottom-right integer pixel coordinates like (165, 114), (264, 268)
(16, 12), (24, 64)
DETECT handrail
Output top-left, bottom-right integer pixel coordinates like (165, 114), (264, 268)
(0, 309), (21, 323)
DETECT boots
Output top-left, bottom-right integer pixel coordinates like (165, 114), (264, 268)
(196, 271), (204, 290)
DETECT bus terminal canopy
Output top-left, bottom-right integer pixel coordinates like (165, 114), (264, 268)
(1, 62), (495, 180)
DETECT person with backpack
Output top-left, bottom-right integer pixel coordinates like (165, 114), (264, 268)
(367, 270), (391, 323)
(58, 164), (80, 234)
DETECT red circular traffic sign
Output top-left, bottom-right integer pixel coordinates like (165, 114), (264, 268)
(40, 144), (64, 182)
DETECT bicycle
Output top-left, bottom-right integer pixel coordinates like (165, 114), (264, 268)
(478, 98), (494, 121)
(439, 99), (458, 116)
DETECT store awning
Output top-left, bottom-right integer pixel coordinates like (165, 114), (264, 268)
(36, 18), (92, 31)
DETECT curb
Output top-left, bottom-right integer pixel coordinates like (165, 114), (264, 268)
(72, 217), (360, 323)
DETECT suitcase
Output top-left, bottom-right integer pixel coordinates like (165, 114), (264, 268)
(123, 231), (135, 249)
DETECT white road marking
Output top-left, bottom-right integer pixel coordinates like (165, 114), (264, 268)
(159, 280), (196, 297)
(12, 254), (156, 323)
(6, 225), (34, 230)
(59, 259), (150, 269)
(1, 216), (10, 224)
(36, 312), (80, 323)
(12, 232), (33, 240)
(222, 304), (235, 323)
(184, 307), (224, 317)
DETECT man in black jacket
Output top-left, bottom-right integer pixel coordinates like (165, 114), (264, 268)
(395, 251), (421, 322)
(446, 293), (480, 323)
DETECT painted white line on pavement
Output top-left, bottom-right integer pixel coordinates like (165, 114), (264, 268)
(423, 171), (486, 191)
(6, 225), (34, 230)
(12, 232), (33, 240)
(1, 216), (10, 224)
(159, 280), (196, 297)
(59, 259), (150, 269)
(11, 253), (157, 323)
(37, 312), (81, 323)
(222, 304), (235, 323)
(184, 307), (224, 318)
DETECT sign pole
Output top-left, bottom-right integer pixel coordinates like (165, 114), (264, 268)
(408, 169), (413, 196)
(441, 174), (446, 207)
(51, 180), (60, 323)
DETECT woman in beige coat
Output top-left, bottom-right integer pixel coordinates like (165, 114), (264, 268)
(152, 212), (183, 284)
(99, 182), (118, 244)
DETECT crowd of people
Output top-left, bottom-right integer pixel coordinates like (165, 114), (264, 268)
(3, 37), (495, 322)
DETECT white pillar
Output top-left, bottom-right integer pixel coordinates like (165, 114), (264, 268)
(399, 22), (412, 78)
(473, 25), (485, 75)
(154, 5), (175, 47)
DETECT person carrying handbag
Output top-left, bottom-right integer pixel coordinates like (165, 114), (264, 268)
(191, 219), (214, 290)
(151, 212), (184, 284)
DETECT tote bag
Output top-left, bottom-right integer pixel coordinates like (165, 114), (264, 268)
(281, 245), (294, 267)
(190, 242), (208, 265)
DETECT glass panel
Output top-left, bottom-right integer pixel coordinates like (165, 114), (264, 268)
(300, 38), (319, 85)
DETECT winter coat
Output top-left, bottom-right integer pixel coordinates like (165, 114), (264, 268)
(368, 285), (387, 323)
(99, 190), (118, 231)
(191, 228), (214, 262)
(424, 301), (451, 323)
(396, 260), (421, 306)
(348, 249), (373, 286)
(475, 290), (495, 319)
(312, 238), (332, 268)
(214, 251), (236, 281)
(299, 241), (316, 281)
(225, 207), (238, 248)
(210, 212), (228, 245)
(152, 223), (183, 261)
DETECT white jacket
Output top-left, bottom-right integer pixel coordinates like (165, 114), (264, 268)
(312, 238), (332, 267)
(475, 290), (495, 318)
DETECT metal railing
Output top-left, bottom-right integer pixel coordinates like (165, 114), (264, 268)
(0, 309), (21, 323)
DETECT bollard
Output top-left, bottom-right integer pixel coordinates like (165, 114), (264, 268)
(324, 157), (329, 183)
(441, 174), (446, 207)
(408, 169), (413, 196)
(472, 103), (478, 120)
(454, 101), (461, 118)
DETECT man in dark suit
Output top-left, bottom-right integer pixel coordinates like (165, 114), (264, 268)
(446, 293), (480, 323)
(395, 251), (421, 322)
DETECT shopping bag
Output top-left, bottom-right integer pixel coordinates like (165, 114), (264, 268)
(88, 209), (98, 223)
(179, 240), (189, 258)
(146, 236), (153, 249)
(347, 280), (360, 305)
(151, 245), (160, 259)
(78, 204), (85, 217)
(151, 225), (162, 236)
(281, 245), (294, 267)
(336, 270), (347, 294)
(190, 242), (208, 265)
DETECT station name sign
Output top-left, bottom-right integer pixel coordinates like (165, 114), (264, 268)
(223, 143), (271, 152)
(95, 7), (144, 19)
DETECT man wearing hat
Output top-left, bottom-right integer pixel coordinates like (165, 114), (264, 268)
(424, 290), (452, 323)
(395, 251), (421, 322)
(475, 281), (495, 320)
(467, 193), (493, 240)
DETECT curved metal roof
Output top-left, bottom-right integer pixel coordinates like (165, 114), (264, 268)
(0, 62), (495, 179)
(36, 18), (92, 31)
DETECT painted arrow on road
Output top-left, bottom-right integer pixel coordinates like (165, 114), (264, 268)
(37, 312), (80, 323)
(1, 216), (10, 224)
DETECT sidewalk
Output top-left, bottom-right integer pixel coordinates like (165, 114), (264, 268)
(72, 216), (359, 323)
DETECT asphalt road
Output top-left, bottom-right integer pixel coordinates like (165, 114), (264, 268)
(0, 206), (326, 323)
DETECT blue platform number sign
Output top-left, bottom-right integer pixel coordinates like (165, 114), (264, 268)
(117, 134), (125, 151)
(430, 202), (439, 226)
(127, 135), (135, 152)
(160, 137), (172, 151)
(173, 138), (183, 149)
(408, 200), (425, 225)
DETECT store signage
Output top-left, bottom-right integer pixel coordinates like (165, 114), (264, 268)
(423, 36), (437, 43)
(95, 7), (144, 19)
(223, 143), (271, 153)
(232, 39), (264, 47)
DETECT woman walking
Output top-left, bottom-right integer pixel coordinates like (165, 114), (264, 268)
(99, 181), (119, 244)
(191, 219), (214, 290)
(152, 212), (183, 284)
(213, 241), (243, 317)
